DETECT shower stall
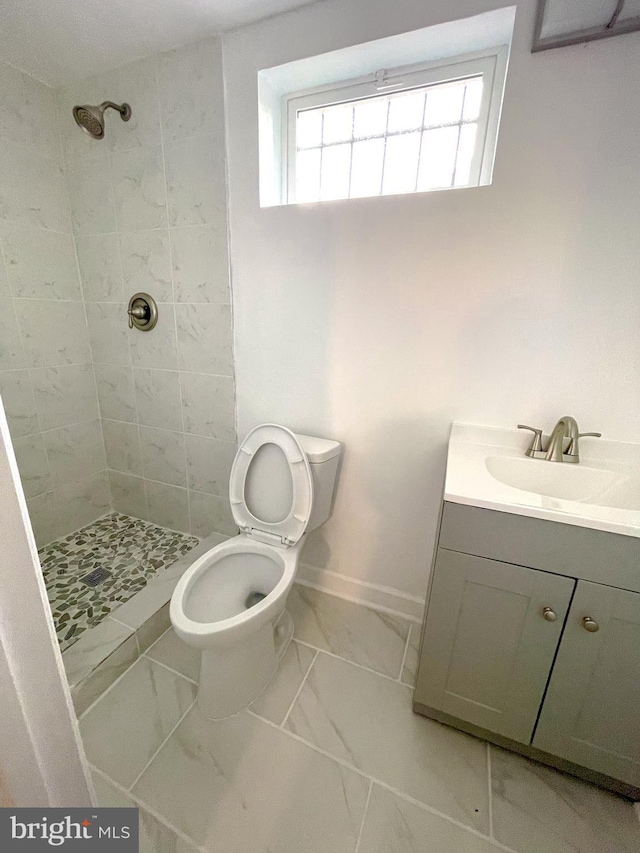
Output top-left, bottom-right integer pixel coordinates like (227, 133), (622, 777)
(0, 41), (236, 669)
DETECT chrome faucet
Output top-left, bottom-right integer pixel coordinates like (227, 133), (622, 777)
(518, 416), (601, 463)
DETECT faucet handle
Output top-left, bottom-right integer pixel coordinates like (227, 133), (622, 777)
(518, 424), (544, 454)
(578, 432), (602, 439)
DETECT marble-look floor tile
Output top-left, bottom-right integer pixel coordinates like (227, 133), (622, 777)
(133, 705), (369, 852)
(490, 746), (640, 853)
(402, 623), (421, 686)
(285, 652), (489, 833)
(250, 639), (316, 725)
(63, 617), (134, 687)
(81, 656), (196, 787)
(71, 634), (139, 718)
(92, 771), (201, 853)
(146, 628), (201, 682)
(287, 584), (410, 678)
(358, 784), (498, 853)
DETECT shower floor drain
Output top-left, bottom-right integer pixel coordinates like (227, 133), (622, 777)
(80, 567), (112, 588)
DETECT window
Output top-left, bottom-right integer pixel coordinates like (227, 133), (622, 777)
(285, 53), (505, 205)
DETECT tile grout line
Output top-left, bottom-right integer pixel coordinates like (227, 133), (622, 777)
(353, 779), (373, 853)
(90, 765), (206, 852)
(397, 623), (411, 681)
(127, 696), (197, 792)
(294, 640), (414, 689)
(487, 742), (494, 841)
(280, 648), (318, 729)
(142, 651), (199, 686)
(153, 54), (194, 538)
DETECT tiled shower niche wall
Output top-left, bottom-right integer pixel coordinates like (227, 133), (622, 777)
(57, 37), (237, 541)
(0, 60), (110, 546)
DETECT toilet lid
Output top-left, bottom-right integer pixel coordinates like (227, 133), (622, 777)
(229, 424), (313, 547)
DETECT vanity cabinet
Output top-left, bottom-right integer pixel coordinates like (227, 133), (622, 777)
(417, 550), (573, 744)
(533, 581), (640, 785)
(414, 502), (640, 798)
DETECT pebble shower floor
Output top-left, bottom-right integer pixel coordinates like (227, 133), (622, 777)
(39, 513), (198, 651)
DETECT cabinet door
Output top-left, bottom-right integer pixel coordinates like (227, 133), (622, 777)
(533, 581), (640, 786)
(414, 549), (574, 744)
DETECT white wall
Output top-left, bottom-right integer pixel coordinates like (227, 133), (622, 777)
(223, 0), (640, 604)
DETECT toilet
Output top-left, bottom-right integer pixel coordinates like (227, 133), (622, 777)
(170, 424), (341, 720)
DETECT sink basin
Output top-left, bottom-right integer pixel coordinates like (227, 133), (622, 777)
(445, 423), (640, 536)
(485, 456), (620, 502)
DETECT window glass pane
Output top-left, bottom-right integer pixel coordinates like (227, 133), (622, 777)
(417, 126), (459, 190)
(353, 98), (388, 139)
(320, 143), (352, 200)
(462, 77), (483, 121)
(293, 70), (488, 202)
(424, 81), (465, 127)
(322, 104), (353, 144)
(453, 123), (478, 186)
(387, 90), (426, 133)
(382, 132), (421, 195)
(350, 138), (385, 197)
(297, 109), (323, 149)
(296, 148), (321, 202)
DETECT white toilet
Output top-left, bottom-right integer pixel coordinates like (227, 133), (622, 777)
(170, 423), (341, 720)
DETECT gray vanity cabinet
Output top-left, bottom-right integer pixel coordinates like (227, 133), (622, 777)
(533, 581), (640, 786)
(416, 549), (574, 744)
(414, 502), (640, 798)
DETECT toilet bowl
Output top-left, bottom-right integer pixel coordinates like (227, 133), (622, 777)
(170, 424), (341, 720)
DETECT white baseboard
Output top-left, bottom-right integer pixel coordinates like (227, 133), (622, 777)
(296, 562), (425, 623)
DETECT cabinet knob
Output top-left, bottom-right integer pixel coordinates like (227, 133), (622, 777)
(582, 616), (599, 633)
(542, 606), (557, 622)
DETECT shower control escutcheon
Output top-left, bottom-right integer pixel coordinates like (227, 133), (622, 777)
(128, 292), (158, 331)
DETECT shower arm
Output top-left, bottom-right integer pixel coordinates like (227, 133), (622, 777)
(100, 101), (130, 117)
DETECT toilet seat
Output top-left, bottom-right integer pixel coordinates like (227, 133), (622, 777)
(229, 424), (313, 547)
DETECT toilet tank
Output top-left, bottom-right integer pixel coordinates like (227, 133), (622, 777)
(294, 433), (342, 532)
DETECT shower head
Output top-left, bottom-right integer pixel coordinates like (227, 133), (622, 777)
(72, 101), (132, 139)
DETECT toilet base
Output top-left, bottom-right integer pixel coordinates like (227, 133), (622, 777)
(197, 609), (293, 721)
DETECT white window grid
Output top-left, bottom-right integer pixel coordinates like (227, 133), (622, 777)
(285, 51), (505, 205)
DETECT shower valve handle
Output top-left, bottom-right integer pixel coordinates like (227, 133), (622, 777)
(128, 303), (148, 328)
(127, 293), (158, 332)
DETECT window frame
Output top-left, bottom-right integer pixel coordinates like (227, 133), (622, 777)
(283, 48), (508, 204)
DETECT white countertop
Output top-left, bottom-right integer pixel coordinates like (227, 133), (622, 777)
(445, 423), (640, 538)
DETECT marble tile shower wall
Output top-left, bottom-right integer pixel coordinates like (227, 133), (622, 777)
(0, 60), (110, 547)
(56, 38), (237, 540)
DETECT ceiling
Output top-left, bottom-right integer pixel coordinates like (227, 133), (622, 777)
(0, 0), (317, 86)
